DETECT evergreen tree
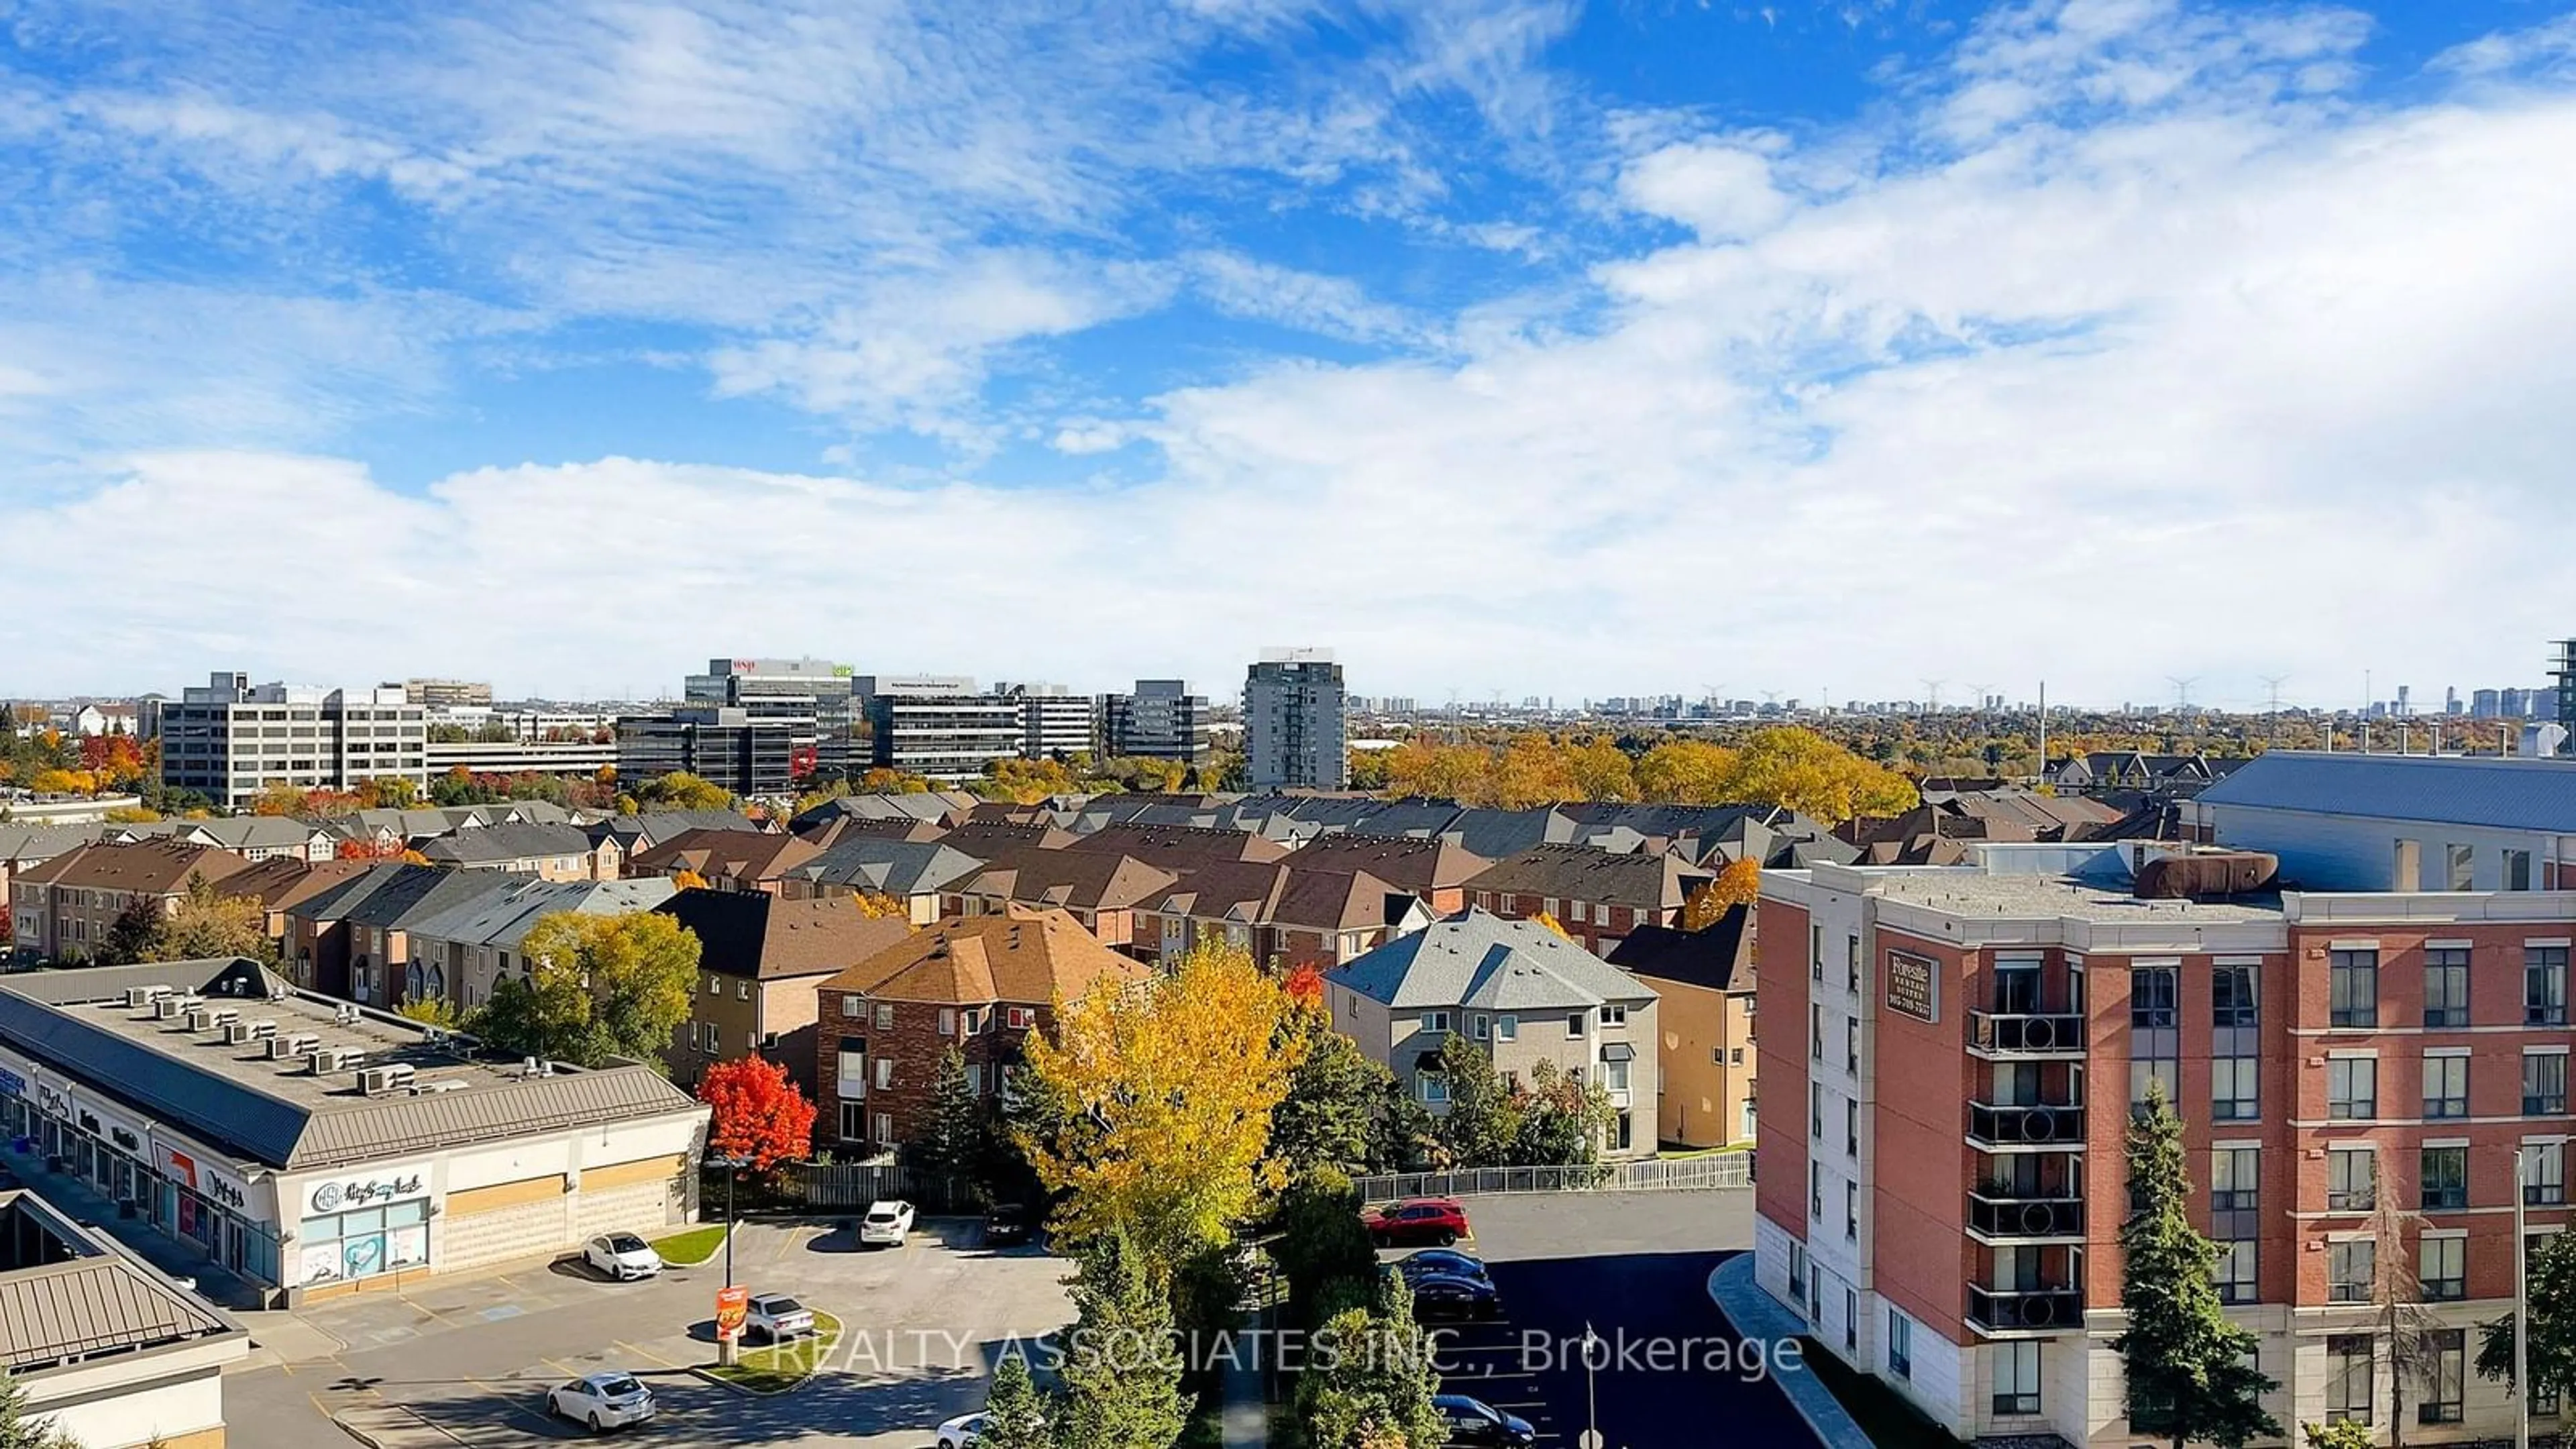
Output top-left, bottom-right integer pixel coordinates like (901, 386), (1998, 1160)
(1293, 1275), (1445, 1449)
(1272, 1019), (1397, 1176)
(1432, 1032), (1519, 1169)
(1508, 1058), (1615, 1169)
(0, 1370), (78, 1449)
(906, 1046), (992, 1206)
(1372, 1088), (1439, 1174)
(1059, 1228), (1186, 1449)
(978, 1352), (1059, 1449)
(2113, 1083), (2279, 1449)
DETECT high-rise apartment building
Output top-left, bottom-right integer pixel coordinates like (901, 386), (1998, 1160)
(1244, 649), (1346, 790)
(996, 682), (1097, 761)
(855, 676), (1023, 782)
(685, 657), (855, 775)
(1756, 841), (2575, 1446)
(1100, 680), (1212, 764)
(156, 672), (427, 808)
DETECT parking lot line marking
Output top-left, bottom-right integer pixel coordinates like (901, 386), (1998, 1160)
(616, 1340), (688, 1371)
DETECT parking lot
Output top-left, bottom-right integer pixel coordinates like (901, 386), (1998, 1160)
(226, 1216), (1073, 1449)
(1375, 1189), (1816, 1449)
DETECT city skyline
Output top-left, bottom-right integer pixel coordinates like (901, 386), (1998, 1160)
(3, 1), (2575, 698)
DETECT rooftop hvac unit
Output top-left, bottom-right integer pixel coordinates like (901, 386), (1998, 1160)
(248, 1020), (277, 1039)
(210, 1008), (239, 1028)
(265, 1036), (300, 1061)
(284, 1034), (317, 1056)
(358, 1067), (401, 1096)
(155, 997), (186, 1021)
(224, 1022), (256, 1046)
(185, 1010), (214, 1032)
(307, 1049), (341, 1075)
(125, 985), (168, 1010)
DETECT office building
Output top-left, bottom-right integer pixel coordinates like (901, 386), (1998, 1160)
(0, 957), (706, 1308)
(996, 682), (1097, 761)
(1245, 649), (1347, 790)
(684, 657), (855, 775)
(1756, 843), (2574, 1445)
(1100, 679), (1213, 763)
(156, 672), (429, 808)
(615, 706), (800, 796)
(856, 676), (1022, 782)
(403, 679), (492, 708)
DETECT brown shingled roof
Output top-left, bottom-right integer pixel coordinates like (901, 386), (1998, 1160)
(957, 851), (1179, 912)
(629, 828), (821, 885)
(1287, 834), (1491, 892)
(820, 906), (1146, 1006)
(1462, 843), (1711, 911)
(20, 839), (255, 895)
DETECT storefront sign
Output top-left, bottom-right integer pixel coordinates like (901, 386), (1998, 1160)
(308, 1167), (429, 1214)
(0, 1066), (22, 1099)
(1886, 952), (1938, 1024)
(160, 1143), (252, 1213)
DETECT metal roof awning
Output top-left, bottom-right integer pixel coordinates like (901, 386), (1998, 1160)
(1599, 1042), (1635, 1063)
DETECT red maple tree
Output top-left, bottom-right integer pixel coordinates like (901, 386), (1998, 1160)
(697, 1057), (817, 1172)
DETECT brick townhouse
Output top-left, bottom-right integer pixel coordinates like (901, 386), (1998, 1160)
(1758, 840), (2576, 1446)
(1135, 859), (1433, 973)
(1282, 834), (1491, 915)
(7, 840), (256, 961)
(1463, 842), (1713, 957)
(653, 890), (913, 1095)
(940, 851), (1178, 951)
(812, 907), (1145, 1155)
(627, 827), (821, 895)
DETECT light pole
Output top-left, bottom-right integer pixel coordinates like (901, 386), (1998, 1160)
(716, 1155), (747, 1368)
(1579, 1324), (1602, 1449)
(2516, 1146), (2530, 1449)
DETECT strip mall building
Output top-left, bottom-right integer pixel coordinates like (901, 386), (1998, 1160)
(0, 958), (707, 1306)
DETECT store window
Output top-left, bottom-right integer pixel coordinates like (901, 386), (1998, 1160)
(299, 1199), (429, 1285)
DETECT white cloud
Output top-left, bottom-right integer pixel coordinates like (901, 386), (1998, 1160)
(7, 2), (2576, 706)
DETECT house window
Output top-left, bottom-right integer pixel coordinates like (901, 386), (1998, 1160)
(2531, 946), (2571, 1025)
(937, 1007), (957, 1036)
(1811, 924), (1822, 981)
(707, 975), (722, 996)
(1845, 1018), (1858, 1076)
(2421, 1144), (2469, 1210)
(1811, 1004), (1824, 1062)
(2327, 1239), (2373, 1302)
(2420, 1234), (2465, 1301)
(2420, 1330), (2465, 1424)
(1786, 1240), (1807, 1307)
(875, 1003), (895, 1030)
(841, 994), (862, 1017)
(2130, 965), (2179, 1109)
(1605, 1058), (1631, 1092)
(2507, 849), (2536, 891)
(965, 1063), (985, 1095)
(1614, 1110), (1631, 1151)
(1601, 1004), (1626, 1028)
(2326, 1334), (2373, 1424)
(1566, 1012), (1587, 1039)
(2525, 1049), (2569, 1116)
(1843, 1181), (1857, 1241)
(1810, 1083), (1823, 1140)
(2423, 1053), (2469, 1120)
(1494, 1014), (1517, 1041)
(1419, 1072), (1449, 1105)
(2423, 948), (2471, 1028)
(837, 1099), (867, 1142)
(1570, 900), (1588, 922)
(1846, 934), (1860, 993)
(1420, 1010), (1450, 1033)
(2328, 1057), (2377, 1120)
(1843, 1286), (1857, 1350)
(1887, 1311), (1911, 1381)
(737, 980), (749, 1000)
(874, 1112), (893, 1146)
(1471, 1014), (1490, 1040)
(1992, 1340), (2041, 1417)
(2327, 1148), (2375, 1212)
(874, 1057), (894, 1091)
(1844, 1099), (1858, 1159)
(1007, 1006), (1035, 1030)
(2527, 1141), (2568, 1206)
(2211, 1055), (2258, 1122)
(2214, 1239), (2256, 1305)
(2445, 844), (2475, 892)
(2330, 949), (2379, 1028)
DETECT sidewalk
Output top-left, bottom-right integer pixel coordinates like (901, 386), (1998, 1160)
(1705, 1255), (1872, 1449)
(1220, 1339), (1266, 1449)
(0, 1144), (266, 1310)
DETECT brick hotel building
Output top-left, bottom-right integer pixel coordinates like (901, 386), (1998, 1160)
(1756, 835), (2573, 1446)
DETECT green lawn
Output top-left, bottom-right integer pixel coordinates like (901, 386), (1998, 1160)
(1795, 1337), (1960, 1449)
(707, 1310), (843, 1394)
(650, 1224), (731, 1267)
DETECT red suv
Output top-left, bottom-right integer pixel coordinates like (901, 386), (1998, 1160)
(1365, 1197), (1470, 1247)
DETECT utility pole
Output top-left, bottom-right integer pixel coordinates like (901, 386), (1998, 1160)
(2260, 674), (2288, 752)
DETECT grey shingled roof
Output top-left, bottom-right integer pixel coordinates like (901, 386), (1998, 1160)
(0, 959), (702, 1171)
(789, 837), (987, 897)
(2197, 751), (2576, 833)
(1327, 908), (1657, 1012)
(418, 821), (598, 865)
(405, 877), (677, 952)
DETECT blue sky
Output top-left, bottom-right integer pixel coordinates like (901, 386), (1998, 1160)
(5, 0), (2576, 706)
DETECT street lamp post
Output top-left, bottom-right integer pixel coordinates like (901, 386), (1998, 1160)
(1579, 1324), (1603, 1449)
(2516, 1146), (2530, 1449)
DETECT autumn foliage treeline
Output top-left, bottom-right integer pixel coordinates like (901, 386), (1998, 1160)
(1352, 724), (1917, 824)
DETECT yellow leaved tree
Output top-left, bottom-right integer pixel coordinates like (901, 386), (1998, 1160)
(1722, 727), (1917, 824)
(1634, 740), (1738, 804)
(849, 890), (908, 919)
(669, 869), (711, 892)
(1017, 941), (1307, 1260)
(1683, 857), (1762, 930)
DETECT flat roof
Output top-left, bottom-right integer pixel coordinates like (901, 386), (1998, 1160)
(1864, 871), (2284, 924)
(0, 960), (701, 1172)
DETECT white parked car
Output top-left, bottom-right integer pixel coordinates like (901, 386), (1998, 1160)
(746, 1292), (815, 1342)
(935, 1410), (988, 1449)
(857, 1199), (916, 1246)
(582, 1232), (663, 1281)
(547, 1371), (655, 1432)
